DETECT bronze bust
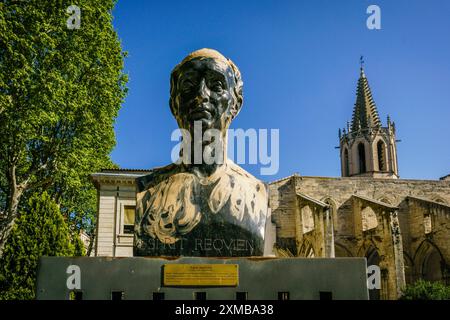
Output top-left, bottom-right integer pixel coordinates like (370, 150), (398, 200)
(135, 49), (269, 256)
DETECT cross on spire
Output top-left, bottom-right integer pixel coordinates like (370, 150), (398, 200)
(359, 55), (366, 78)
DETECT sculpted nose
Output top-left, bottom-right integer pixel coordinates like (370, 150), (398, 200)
(196, 78), (210, 103)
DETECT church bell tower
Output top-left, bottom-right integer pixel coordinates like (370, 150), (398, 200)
(339, 60), (399, 178)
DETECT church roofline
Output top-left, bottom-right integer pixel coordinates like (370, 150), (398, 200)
(352, 194), (399, 209)
(295, 175), (450, 183)
(268, 173), (299, 185)
(406, 196), (450, 210)
(297, 192), (329, 208)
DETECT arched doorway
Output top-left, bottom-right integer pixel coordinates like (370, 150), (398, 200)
(422, 248), (444, 282)
(415, 240), (446, 283)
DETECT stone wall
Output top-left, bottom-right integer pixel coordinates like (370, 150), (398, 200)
(269, 175), (450, 299)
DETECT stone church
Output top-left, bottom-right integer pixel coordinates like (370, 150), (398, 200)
(90, 66), (450, 300)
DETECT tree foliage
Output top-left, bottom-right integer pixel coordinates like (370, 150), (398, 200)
(400, 279), (450, 300)
(0, 192), (83, 300)
(0, 0), (127, 254)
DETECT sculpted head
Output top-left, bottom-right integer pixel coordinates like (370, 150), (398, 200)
(169, 48), (243, 133)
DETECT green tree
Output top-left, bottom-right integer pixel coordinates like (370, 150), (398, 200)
(0, 0), (127, 256)
(400, 279), (450, 300)
(0, 192), (82, 300)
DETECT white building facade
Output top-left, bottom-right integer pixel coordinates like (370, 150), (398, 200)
(91, 169), (151, 257)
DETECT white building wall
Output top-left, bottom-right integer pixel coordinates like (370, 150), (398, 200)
(96, 188), (116, 257)
(95, 182), (136, 257)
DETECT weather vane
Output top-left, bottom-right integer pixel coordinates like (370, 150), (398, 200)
(360, 55), (365, 69)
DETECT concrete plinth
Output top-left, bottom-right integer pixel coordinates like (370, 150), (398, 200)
(36, 256), (369, 300)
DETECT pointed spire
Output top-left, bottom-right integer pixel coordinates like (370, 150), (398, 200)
(351, 59), (381, 132)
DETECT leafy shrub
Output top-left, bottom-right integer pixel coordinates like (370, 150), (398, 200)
(400, 279), (450, 300)
(0, 193), (82, 300)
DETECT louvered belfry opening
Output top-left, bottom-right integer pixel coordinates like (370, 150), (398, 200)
(377, 140), (386, 171)
(358, 143), (366, 174)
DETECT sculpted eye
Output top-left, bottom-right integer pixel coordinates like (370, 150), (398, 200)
(180, 80), (195, 92)
(211, 80), (224, 92)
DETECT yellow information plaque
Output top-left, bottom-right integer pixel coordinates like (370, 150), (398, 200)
(163, 264), (239, 287)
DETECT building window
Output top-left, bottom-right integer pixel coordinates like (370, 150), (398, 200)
(123, 205), (135, 234)
(301, 205), (314, 234)
(358, 143), (366, 173)
(423, 215), (432, 234)
(361, 206), (378, 231)
(377, 140), (386, 171)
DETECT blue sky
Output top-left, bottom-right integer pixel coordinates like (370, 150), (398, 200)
(110, 0), (450, 181)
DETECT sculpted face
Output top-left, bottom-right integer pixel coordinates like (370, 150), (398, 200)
(170, 56), (242, 134)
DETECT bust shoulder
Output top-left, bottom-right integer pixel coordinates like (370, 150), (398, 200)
(135, 163), (181, 193)
(135, 160), (269, 244)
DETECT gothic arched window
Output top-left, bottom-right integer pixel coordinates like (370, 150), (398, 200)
(358, 143), (366, 173)
(377, 140), (386, 171)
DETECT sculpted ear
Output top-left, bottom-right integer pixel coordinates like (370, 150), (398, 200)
(228, 59), (243, 120)
(230, 85), (243, 119)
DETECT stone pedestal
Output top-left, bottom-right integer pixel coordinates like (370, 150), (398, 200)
(36, 256), (369, 300)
